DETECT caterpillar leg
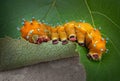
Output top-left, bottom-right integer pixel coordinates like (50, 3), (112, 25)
(51, 27), (59, 44)
(64, 21), (76, 42)
(75, 25), (86, 46)
(57, 26), (68, 45)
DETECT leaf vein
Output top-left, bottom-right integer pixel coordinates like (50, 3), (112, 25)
(84, 0), (96, 28)
(91, 11), (120, 31)
(41, 0), (56, 20)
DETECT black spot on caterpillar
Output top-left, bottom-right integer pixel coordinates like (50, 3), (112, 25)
(20, 19), (106, 61)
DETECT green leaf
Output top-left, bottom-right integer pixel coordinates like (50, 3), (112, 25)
(0, 0), (120, 81)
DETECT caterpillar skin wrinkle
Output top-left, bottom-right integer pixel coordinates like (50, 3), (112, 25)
(20, 19), (106, 61)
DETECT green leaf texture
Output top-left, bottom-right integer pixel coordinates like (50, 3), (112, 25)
(0, 37), (77, 70)
(0, 0), (120, 81)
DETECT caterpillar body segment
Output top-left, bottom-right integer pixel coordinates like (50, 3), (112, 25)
(20, 19), (106, 61)
(64, 21), (77, 42)
(45, 25), (52, 39)
(86, 29), (106, 60)
(57, 26), (68, 45)
(51, 27), (59, 44)
(76, 22), (94, 33)
(74, 22), (94, 46)
(74, 26), (86, 46)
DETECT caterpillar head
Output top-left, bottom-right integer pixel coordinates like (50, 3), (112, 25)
(86, 29), (106, 61)
(87, 39), (106, 61)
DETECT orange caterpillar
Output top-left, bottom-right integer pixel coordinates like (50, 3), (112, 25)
(20, 19), (106, 61)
